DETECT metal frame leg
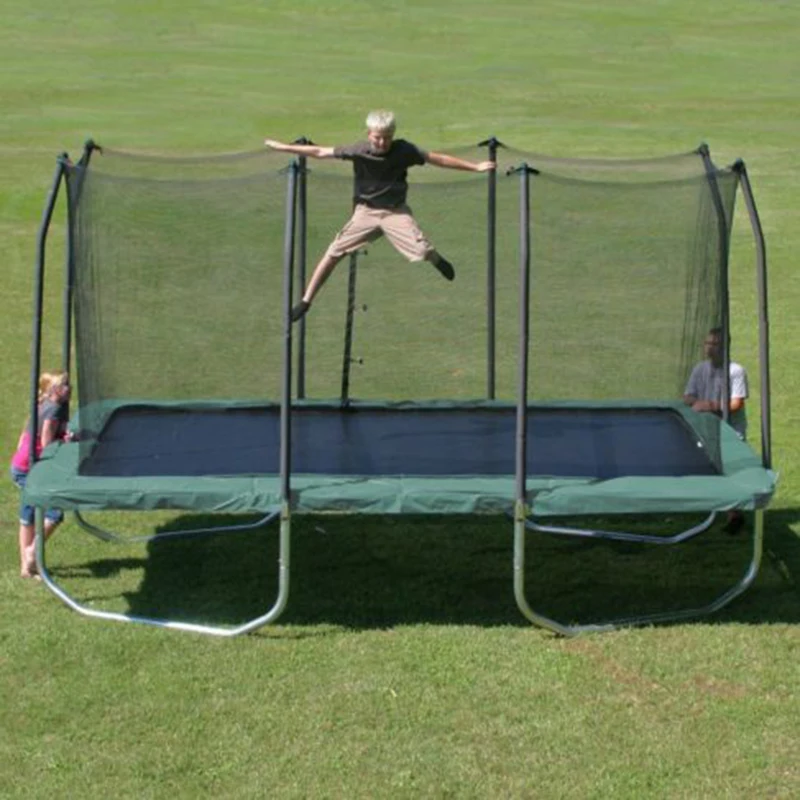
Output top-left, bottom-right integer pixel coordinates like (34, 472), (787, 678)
(35, 503), (291, 636)
(513, 508), (764, 635)
(525, 512), (717, 545)
(73, 509), (280, 544)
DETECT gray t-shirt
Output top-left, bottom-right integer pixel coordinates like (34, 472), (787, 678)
(39, 398), (68, 433)
(333, 139), (428, 209)
(684, 360), (748, 438)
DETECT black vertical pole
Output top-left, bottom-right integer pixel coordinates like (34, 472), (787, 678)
(62, 140), (98, 376)
(479, 136), (502, 399)
(29, 156), (68, 468)
(340, 252), (359, 405)
(515, 164), (534, 505)
(280, 162), (298, 503)
(294, 136), (310, 400)
(63, 161), (75, 376)
(699, 144), (732, 424)
(734, 161), (771, 470)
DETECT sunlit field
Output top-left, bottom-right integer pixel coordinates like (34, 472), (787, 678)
(2, 2), (799, 797)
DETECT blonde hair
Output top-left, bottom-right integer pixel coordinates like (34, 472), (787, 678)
(365, 109), (396, 134)
(37, 371), (69, 402)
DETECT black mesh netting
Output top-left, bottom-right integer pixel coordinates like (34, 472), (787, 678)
(66, 143), (739, 458)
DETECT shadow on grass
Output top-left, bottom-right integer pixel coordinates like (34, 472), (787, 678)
(46, 508), (800, 633)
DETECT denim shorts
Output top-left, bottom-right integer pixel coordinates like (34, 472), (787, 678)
(10, 467), (64, 526)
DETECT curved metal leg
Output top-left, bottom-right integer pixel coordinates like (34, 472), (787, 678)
(513, 502), (574, 636)
(35, 504), (291, 636)
(525, 511), (718, 545)
(74, 508), (279, 544)
(513, 508), (764, 636)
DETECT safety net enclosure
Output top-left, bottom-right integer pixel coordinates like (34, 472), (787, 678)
(23, 139), (775, 635)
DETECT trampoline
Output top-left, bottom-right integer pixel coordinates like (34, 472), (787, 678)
(27, 400), (769, 514)
(23, 140), (776, 636)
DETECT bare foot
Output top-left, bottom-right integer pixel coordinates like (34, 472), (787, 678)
(21, 552), (40, 580)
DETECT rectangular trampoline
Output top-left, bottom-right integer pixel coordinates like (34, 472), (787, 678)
(23, 140), (776, 636)
(25, 400), (772, 517)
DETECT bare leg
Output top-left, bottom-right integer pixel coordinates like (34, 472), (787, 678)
(303, 253), (345, 303)
(19, 522), (35, 577)
(20, 518), (60, 578)
(292, 253), (344, 321)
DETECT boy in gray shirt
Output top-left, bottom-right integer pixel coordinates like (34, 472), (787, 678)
(683, 327), (748, 439)
(683, 327), (749, 533)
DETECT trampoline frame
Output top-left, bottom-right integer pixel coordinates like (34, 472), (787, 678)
(26, 140), (773, 637)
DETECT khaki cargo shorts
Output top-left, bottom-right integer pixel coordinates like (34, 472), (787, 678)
(324, 203), (434, 262)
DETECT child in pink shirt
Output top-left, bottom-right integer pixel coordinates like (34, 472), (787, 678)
(10, 372), (73, 578)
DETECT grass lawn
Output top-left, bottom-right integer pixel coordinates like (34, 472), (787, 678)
(2, 1), (799, 797)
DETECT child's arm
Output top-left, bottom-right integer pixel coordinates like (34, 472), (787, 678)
(40, 409), (73, 446)
(427, 152), (496, 173)
(264, 139), (335, 159)
(40, 418), (60, 448)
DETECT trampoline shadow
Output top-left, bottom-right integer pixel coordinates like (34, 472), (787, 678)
(522, 512), (800, 630)
(79, 509), (800, 632)
(115, 515), (523, 630)
(53, 556), (144, 580)
(752, 507), (800, 624)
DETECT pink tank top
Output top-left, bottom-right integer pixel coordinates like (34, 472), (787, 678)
(10, 429), (40, 473)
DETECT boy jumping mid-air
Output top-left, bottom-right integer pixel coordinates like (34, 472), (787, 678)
(265, 110), (495, 321)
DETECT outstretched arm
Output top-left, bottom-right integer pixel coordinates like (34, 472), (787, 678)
(40, 419), (60, 448)
(427, 152), (496, 173)
(264, 139), (335, 159)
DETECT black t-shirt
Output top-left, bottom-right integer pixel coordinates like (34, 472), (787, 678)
(333, 139), (428, 209)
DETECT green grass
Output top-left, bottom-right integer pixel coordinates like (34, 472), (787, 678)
(2, 1), (800, 797)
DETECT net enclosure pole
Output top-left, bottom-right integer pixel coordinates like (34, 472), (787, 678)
(294, 137), (310, 399)
(734, 160), (772, 469)
(28, 155), (68, 470)
(280, 160), (299, 502)
(514, 164), (534, 507)
(273, 158), (299, 627)
(340, 251), (359, 405)
(478, 136), (502, 399)
(509, 164), (569, 636)
(62, 139), (99, 376)
(698, 144), (732, 424)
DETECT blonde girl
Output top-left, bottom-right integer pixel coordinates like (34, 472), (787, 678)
(10, 372), (72, 578)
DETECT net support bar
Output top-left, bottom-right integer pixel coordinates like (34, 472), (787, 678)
(513, 163), (533, 507)
(28, 155), (68, 469)
(294, 140), (310, 399)
(62, 140), (99, 375)
(340, 251), (360, 404)
(699, 144), (732, 423)
(274, 158), (299, 624)
(734, 160), (772, 470)
(479, 136), (502, 399)
(510, 163), (573, 636)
